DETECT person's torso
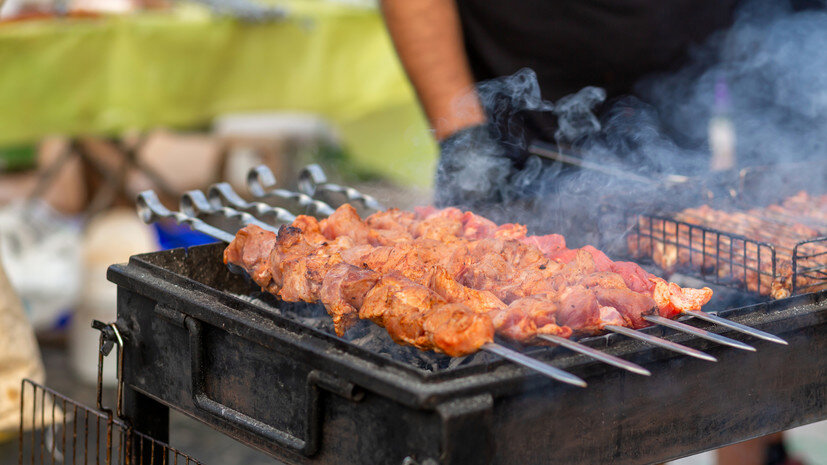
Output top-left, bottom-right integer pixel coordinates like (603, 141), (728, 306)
(458, 0), (740, 101)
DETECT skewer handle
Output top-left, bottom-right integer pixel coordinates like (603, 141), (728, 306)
(298, 163), (385, 212)
(483, 343), (587, 387)
(682, 310), (788, 345)
(247, 165), (336, 217)
(208, 182), (297, 225)
(180, 190), (278, 233)
(604, 325), (717, 362)
(136, 190), (236, 243)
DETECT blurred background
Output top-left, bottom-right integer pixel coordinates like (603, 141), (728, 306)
(0, 0), (823, 464)
(0, 0), (432, 462)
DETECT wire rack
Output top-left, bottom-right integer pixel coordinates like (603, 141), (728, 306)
(627, 214), (827, 298)
(18, 379), (200, 465)
(18, 320), (203, 465)
(18, 379), (201, 465)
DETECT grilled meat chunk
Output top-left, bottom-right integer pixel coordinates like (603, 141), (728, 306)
(361, 273), (494, 356)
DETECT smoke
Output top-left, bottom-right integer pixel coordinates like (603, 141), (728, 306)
(451, 0), (827, 248)
(553, 87), (606, 145)
(635, 0), (827, 169)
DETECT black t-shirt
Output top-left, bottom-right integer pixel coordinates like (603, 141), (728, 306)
(457, 0), (741, 141)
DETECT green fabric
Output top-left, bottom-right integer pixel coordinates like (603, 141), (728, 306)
(0, 3), (436, 186)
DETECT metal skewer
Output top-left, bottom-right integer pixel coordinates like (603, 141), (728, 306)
(483, 343), (587, 387)
(537, 334), (651, 376)
(298, 163), (385, 212)
(208, 182), (297, 226)
(528, 143), (690, 187)
(247, 165), (336, 217)
(180, 189), (278, 233)
(136, 191), (236, 243)
(642, 315), (756, 351)
(681, 310), (788, 345)
(603, 325), (717, 362)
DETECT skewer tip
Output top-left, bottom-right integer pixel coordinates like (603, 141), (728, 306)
(683, 310), (788, 346)
(537, 334), (651, 376)
(483, 343), (587, 388)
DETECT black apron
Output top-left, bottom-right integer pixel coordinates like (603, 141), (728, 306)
(456, 0), (741, 143)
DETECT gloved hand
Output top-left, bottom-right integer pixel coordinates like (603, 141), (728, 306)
(434, 124), (545, 208)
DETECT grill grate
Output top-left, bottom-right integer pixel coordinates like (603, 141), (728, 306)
(627, 214), (827, 298)
(793, 236), (827, 295)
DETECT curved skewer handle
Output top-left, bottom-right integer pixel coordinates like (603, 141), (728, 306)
(208, 182), (296, 225)
(298, 163), (385, 212)
(136, 190), (236, 243)
(180, 189), (279, 233)
(247, 165), (335, 217)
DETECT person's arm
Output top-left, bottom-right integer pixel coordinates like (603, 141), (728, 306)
(379, 0), (486, 140)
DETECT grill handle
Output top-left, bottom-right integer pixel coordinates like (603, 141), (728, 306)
(184, 317), (362, 456)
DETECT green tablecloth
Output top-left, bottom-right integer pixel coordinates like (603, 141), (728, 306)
(0, 2), (436, 186)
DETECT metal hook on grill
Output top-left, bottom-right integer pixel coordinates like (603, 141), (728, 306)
(297, 163), (385, 212)
(247, 165), (335, 217)
(136, 190), (236, 243)
(92, 320), (126, 418)
(207, 182), (296, 226)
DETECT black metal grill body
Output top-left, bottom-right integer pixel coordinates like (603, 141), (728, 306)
(108, 243), (827, 465)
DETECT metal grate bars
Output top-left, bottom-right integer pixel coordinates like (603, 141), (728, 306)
(18, 379), (202, 465)
(628, 213), (827, 298)
(792, 236), (827, 295)
(629, 215), (779, 296)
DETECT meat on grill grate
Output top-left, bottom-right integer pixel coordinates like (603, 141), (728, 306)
(629, 191), (827, 298)
(225, 204), (713, 356)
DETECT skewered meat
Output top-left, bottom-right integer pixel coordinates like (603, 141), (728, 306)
(226, 226), (494, 356)
(361, 206), (710, 317)
(314, 205), (709, 323)
(228, 223), (581, 344)
(320, 263), (380, 332)
(360, 273), (493, 356)
(313, 208), (672, 330)
(227, 202), (714, 358)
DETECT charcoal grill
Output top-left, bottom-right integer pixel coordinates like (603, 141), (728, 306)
(98, 164), (827, 465)
(108, 243), (827, 465)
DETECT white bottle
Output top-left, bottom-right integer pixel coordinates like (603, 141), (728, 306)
(709, 77), (736, 172)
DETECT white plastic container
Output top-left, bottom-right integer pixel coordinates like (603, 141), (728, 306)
(70, 209), (155, 386)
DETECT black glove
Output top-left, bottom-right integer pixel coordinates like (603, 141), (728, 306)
(434, 125), (511, 208)
(434, 124), (547, 208)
